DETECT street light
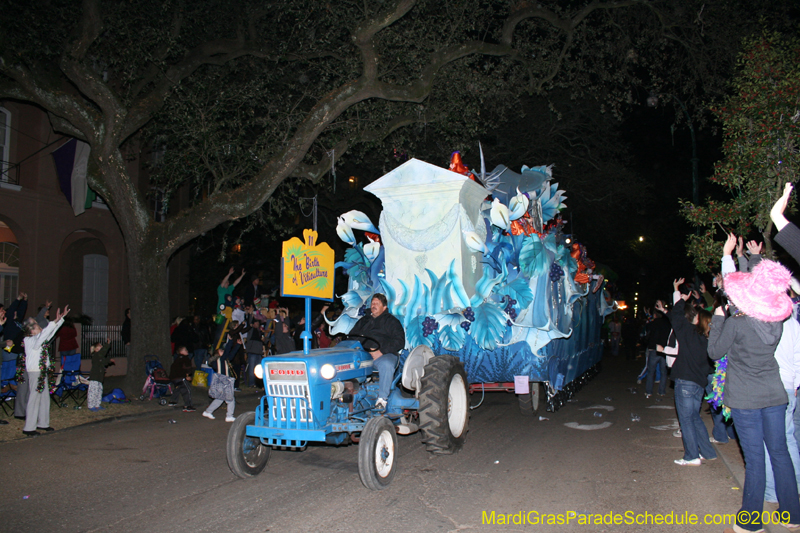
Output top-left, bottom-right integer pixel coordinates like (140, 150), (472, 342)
(647, 94), (699, 206)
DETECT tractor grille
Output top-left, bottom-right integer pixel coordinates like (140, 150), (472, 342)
(269, 387), (313, 424)
(266, 362), (313, 425)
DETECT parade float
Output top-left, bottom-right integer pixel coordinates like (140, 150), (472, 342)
(227, 152), (614, 490)
(328, 153), (614, 412)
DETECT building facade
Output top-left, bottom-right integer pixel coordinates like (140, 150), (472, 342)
(0, 100), (189, 332)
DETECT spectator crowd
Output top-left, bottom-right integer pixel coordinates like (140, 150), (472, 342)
(605, 185), (800, 533)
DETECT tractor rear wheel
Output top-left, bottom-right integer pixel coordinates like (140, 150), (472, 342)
(227, 411), (270, 478)
(518, 382), (544, 416)
(419, 355), (469, 455)
(358, 416), (398, 490)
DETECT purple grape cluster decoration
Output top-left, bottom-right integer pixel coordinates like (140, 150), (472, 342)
(461, 307), (475, 331)
(503, 297), (518, 320)
(549, 262), (563, 282)
(422, 316), (439, 337)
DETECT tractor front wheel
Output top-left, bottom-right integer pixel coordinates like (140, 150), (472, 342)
(419, 355), (469, 455)
(227, 411), (271, 478)
(358, 416), (398, 490)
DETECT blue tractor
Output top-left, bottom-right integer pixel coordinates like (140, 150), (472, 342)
(226, 337), (468, 490)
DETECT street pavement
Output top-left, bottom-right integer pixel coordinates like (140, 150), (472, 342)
(0, 354), (775, 533)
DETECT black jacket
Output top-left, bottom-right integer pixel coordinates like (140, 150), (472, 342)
(169, 355), (194, 381)
(349, 311), (405, 356)
(89, 344), (113, 382)
(646, 316), (672, 351)
(776, 223), (800, 265)
(668, 299), (712, 388)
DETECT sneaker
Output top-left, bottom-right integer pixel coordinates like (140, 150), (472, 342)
(727, 526), (766, 533)
(202, 411), (215, 420)
(22, 430), (40, 437)
(654, 380), (660, 383)
(168, 402), (178, 407)
(709, 437), (727, 444)
(225, 416), (236, 422)
(644, 393), (652, 399)
(182, 406), (196, 413)
(674, 458), (701, 466)
(673, 429), (682, 437)
(375, 398), (387, 409)
(699, 454), (717, 461)
(657, 393), (666, 397)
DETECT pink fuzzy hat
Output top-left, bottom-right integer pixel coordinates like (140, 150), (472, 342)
(723, 260), (793, 322)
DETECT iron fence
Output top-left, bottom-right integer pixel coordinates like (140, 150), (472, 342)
(80, 325), (124, 359)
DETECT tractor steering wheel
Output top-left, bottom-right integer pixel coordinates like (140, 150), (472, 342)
(344, 333), (382, 353)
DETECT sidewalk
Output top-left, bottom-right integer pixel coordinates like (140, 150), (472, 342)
(713, 427), (791, 533)
(0, 376), (263, 443)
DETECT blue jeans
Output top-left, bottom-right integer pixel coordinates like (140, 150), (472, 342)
(373, 353), (398, 400)
(794, 394), (800, 459)
(193, 348), (208, 371)
(710, 407), (736, 442)
(674, 379), (717, 461)
(765, 390), (800, 501)
(645, 350), (666, 395)
(732, 404), (800, 530)
(706, 374), (736, 443)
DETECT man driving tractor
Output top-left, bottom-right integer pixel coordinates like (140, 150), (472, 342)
(348, 293), (405, 409)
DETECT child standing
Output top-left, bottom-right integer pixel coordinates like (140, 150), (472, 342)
(87, 339), (113, 411)
(203, 349), (236, 422)
(167, 346), (196, 412)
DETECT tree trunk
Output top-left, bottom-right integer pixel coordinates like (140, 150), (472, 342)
(764, 220), (774, 259)
(122, 239), (171, 394)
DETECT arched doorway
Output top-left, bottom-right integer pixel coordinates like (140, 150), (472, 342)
(83, 254), (108, 325)
(59, 232), (109, 326)
(0, 241), (19, 308)
(0, 221), (19, 308)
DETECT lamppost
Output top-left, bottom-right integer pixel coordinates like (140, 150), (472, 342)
(647, 94), (699, 206)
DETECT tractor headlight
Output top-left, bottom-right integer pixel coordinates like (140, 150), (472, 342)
(254, 363), (264, 379)
(320, 363), (336, 380)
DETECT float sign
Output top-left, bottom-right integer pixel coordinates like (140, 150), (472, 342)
(281, 229), (335, 301)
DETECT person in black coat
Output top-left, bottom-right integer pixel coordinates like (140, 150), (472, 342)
(668, 278), (716, 466)
(349, 294), (405, 408)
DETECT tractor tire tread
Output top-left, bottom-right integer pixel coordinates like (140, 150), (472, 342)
(418, 354), (468, 455)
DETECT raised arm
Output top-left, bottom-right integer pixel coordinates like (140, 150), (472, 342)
(38, 316), (65, 346)
(219, 266), (234, 288)
(721, 233), (737, 275)
(771, 182), (793, 231)
(707, 310), (734, 361)
(232, 268), (246, 287)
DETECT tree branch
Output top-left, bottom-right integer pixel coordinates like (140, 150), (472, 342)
(66, 0), (104, 60)
(0, 60), (100, 139)
(351, 0), (416, 81)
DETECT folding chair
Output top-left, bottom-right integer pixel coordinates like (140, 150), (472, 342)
(0, 358), (17, 416)
(52, 353), (89, 407)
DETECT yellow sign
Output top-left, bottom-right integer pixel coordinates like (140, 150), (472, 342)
(281, 229), (335, 301)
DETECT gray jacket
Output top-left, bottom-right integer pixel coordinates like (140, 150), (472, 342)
(708, 314), (787, 409)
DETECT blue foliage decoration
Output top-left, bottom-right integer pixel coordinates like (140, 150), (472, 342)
(329, 158), (604, 387)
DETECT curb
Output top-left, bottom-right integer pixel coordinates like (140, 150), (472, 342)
(0, 388), (264, 445)
(713, 440), (782, 533)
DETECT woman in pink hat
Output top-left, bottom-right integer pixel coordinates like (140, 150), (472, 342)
(708, 255), (800, 532)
